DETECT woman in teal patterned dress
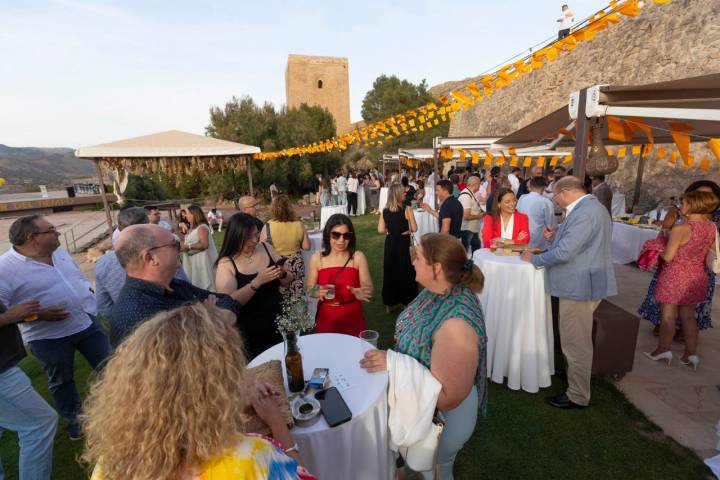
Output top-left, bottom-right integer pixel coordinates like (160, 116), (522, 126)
(361, 233), (487, 480)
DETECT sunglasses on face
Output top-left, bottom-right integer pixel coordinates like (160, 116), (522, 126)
(330, 231), (353, 240)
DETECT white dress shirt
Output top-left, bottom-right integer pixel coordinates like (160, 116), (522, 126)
(347, 177), (359, 193)
(0, 247), (95, 342)
(507, 174), (520, 195)
(500, 215), (515, 240)
(336, 176), (347, 192)
(565, 194), (591, 218)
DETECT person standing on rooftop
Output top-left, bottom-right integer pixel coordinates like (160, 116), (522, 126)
(557, 4), (575, 39)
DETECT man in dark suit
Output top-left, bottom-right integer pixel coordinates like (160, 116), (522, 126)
(591, 175), (613, 216)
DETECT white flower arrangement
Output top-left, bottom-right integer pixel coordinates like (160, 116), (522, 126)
(276, 295), (315, 334)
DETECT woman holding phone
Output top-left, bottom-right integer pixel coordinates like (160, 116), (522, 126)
(215, 213), (293, 358)
(306, 214), (372, 336)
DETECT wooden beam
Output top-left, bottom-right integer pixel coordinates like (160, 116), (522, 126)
(632, 144), (646, 211)
(94, 160), (114, 233)
(433, 148), (439, 210)
(573, 88), (590, 180)
(246, 156), (254, 197)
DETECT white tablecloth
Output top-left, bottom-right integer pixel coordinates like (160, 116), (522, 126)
(248, 333), (393, 480)
(611, 193), (626, 217)
(423, 188), (436, 210)
(302, 232), (324, 319)
(378, 187), (389, 213)
(413, 210), (439, 243)
(611, 222), (660, 264)
(472, 249), (554, 393)
(356, 188), (366, 215)
(320, 205), (347, 230)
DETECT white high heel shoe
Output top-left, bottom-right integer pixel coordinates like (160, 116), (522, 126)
(643, 350), (673, 365)
(680, 355), (699, 371)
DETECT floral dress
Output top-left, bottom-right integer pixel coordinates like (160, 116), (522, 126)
(91, 433), (316, 479)
(394, 284), (488, 415)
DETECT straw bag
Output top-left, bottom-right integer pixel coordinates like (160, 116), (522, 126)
(398, 411), (445, 477)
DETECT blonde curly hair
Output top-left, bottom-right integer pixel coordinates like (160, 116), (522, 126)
(81, 304), (251, 480)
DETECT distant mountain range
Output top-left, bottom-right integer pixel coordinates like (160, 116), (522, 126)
(0, 145), (96, 192)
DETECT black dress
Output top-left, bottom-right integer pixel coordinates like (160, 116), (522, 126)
(382, 209), (418, 307)
(229, 243), (283, 359)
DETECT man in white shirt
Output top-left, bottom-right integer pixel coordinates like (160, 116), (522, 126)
(458, 175), (485, 253)
(336, 173), (348, 206)
(557, 4), (575, 39)
(145, 206), (172, 230)
(346, 173), (359, 216)
(517, 175), (557, 250)
(207, 208), (224, 232)
(0, 215), (111, 440)
(507, 169), (521, 196)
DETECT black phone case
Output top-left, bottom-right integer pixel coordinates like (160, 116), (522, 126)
(315, 387), (352, 427)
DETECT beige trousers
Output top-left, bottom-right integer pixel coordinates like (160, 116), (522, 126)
(559, 298), (601, 406)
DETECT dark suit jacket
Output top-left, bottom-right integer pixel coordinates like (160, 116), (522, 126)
(593, 182), (613, 215)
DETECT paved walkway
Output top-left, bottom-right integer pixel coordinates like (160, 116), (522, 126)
(609, 265), (720, 459)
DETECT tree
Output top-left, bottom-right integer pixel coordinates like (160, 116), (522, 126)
(123, 174), (166, 203)
(360, 75), (449, 160)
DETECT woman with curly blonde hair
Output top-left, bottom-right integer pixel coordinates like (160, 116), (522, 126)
(82, 303), (315, 480)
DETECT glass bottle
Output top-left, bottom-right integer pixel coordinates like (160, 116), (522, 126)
(284, 331), (305, 393)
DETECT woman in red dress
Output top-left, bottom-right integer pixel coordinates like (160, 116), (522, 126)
(644, 191), (719, 370)
(481, 187), (530, 248)
(306, 214), (373, 336)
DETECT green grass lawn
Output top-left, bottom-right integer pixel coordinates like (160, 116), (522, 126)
(0, 214), (712, 479)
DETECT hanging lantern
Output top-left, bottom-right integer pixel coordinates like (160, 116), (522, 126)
(586, 119), (618, 176)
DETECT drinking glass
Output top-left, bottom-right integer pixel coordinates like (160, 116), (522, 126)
(324, 284), (336, 300)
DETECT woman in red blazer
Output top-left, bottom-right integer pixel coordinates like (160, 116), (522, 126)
(482, 187), (530, 247)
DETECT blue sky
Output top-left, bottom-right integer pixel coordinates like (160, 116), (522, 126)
(2, 0), (604, 148)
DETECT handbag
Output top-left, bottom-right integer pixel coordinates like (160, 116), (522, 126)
(712, 227), (720, 274)
(398, 410), (445, 476)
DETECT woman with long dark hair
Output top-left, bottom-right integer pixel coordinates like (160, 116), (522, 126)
(181, 204), (218, 290)
(306, 214), (372, 336)
(215, 213), (293, 358)
(481, 188), (530, 247)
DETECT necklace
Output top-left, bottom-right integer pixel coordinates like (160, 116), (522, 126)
(239, 250), (254, 263)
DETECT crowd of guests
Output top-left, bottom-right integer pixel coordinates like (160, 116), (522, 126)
(1, 164), (718, 479)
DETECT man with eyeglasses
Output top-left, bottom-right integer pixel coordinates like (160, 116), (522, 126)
(239, 195), (264, 230)
(0, 215), (111, 440)
(521, 176), (616, 410)
(111, 224), (243, 346)
(95, 207), (189, 327)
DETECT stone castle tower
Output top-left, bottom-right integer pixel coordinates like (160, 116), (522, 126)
(285, 54), (351, 135)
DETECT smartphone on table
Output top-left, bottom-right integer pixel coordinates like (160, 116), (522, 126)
(315, 387), (352, 427)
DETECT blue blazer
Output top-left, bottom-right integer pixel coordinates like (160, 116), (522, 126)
(531, 195), (617, 301)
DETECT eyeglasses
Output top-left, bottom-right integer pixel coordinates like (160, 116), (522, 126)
(148, 237), (181, 253)
(330, 231), (353, 240)
(33, 227), (58, 235)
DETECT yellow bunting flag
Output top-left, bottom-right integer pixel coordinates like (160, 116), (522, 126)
(631, 145), (641, 155)
(683, 155), (695, 168)
(607, 116), (637, 142)
(617, 146), (627, 158)
(523, 156), (532, 167)
(653, 0), (672, 3)
(669, 151), (679, 165)
(536, 156), (546, 166)
(550, 156), (559, 166)
(497, 154), (506, 166)
(508, 147), (517, 155)
(656, 147), (667, 159)
(563, 155), (573, 164)
(642, 144), (654, 157)
(484, 151), (494, 166)
(618, 0), (641, 16)
(471, 152), (480, 165)
(459, 149), (467, 162)
(510, 156), (519, 166)
(710, 139), (720, 161)
(668, 121), (694, 166)
(699, 158), (710, 172)
(606, 147), (615, 156)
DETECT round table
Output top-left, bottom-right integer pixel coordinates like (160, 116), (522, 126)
(357, 188), (366, 215)
(320, 205), (348, 230)
(422, 188), (435, 210)
(611, 222), (660, 264)
(248, 333), (393, 480)
(413, 210), (439, 243)
(378, 187), (389, 214)
(472, 249), (554, 393)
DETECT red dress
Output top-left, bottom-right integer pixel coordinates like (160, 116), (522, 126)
(655, 220), (716, 305)
(315, 265), (366, 336)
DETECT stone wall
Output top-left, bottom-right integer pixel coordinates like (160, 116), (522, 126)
(430, 0), (720, 208)
(285, 55), (351, 135)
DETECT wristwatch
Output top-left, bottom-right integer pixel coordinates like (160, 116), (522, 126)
(284, 443), (299, 455)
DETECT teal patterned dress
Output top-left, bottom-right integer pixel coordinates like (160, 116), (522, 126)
(394, 284), (488, 415)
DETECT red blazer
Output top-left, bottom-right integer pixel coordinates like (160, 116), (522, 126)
(482, 212), (530, 247)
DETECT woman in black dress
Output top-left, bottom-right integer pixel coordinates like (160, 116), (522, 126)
(214, 213), (294, 358)
(378, 183), (419, 312)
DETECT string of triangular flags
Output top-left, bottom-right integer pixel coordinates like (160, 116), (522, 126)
(254, 0), (674, 161)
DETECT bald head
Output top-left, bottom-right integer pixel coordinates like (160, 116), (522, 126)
(554, 176), (584, 193)
(239, 196), (258, 216)
(553, 176), (587, 208)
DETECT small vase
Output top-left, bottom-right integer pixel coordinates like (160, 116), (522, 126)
(283, 331), (305, 393)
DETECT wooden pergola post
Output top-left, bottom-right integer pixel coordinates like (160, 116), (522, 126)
(246, 155), (254, 197)
(573, 88), (590, 180)
(631, 144), (646, 211)
(94, 160), (114, 233)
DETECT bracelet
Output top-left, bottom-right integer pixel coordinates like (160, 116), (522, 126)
(284, 443), (299, 455)
(249, 283), (259, 292)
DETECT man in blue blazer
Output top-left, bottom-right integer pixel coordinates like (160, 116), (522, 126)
(522, 176), (617, 409)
